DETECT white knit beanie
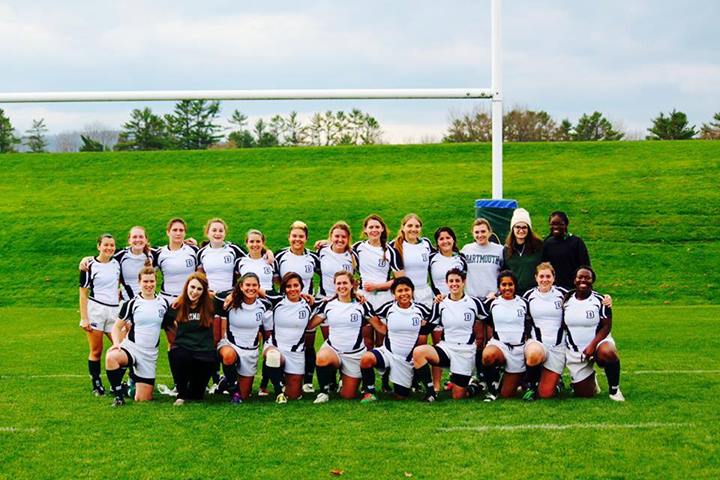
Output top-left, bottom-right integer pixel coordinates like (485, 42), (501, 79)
(510, 208), (532, 229)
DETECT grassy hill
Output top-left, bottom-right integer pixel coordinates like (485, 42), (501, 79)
(1, 140), (718, 307)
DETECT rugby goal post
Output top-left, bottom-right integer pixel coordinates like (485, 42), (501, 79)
(0, 0), (504, 198)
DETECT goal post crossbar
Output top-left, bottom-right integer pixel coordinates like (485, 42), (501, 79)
(0, 88), (493, 103)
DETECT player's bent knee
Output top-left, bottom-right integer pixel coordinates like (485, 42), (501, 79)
(360, 352), (376, 369)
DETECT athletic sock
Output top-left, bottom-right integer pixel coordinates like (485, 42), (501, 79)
(88, 359), (102, 388)
(304, 348), (316, 385)
(605, 360), (621, 395)
(381, 370), (391, 391)
(316, 365), (334, 394)
(266, 366), (284, 395)
(525, 365), (541, 390)
(222, 362), (238, 392)
(361, 367), (376, 394)
(106, 368), (126, 400)
(259, 364), (270, 389)
(482, 364), (501, 394)
(415, 364), (435, 395)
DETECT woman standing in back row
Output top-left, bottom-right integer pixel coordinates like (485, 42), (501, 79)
(541, 211), (591, 290)
(503, 209), (543, 295)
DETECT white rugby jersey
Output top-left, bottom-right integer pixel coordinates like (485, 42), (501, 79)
(153, 244), (198, 298)
(312, 299), (374, 353)
(273, 248), (320, 295)
(266, 295), (313, 352)
(461, 242), (504, 298)
(235, 256), (276, 292)
(429, 251), (468, 295)
(563, 292), (612, 351)
(197, 243), (245, 292)
(115, 248), (154, 301)
(352, 241), (400, 288)
(218, 297), (271, 348)
(391, 238), (434, 290)
(481, 296), (531, 346)
(119, 295), (172, 349)
(79, 257), (121, 306)
(375, 301), (432, 360)
(523, 286), (567, 346)
(317, 245), (356, 297)
(430, 294), (483, 345)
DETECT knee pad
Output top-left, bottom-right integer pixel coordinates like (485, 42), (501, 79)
(266, 349), (282, 368)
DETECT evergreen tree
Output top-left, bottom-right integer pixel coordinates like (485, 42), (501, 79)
(573, 112), (624, 141)
(647, 109), (697, 140)
(554, 119), (573, 141)
(24, 118), (49, 153)
(79, 135), (105, 152)
(700, 112), (720, 140)
(165, 100), (223, 150)
(0, 108), (21, 153)
(227, 110), (255, 148)
(115, 108), (169, 151)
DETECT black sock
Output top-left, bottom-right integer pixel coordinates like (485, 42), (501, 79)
(106, 368), (126, 399)
(304, 348), (316, 385)
(526, 365), (541, 390)
(361, 367), (376, 394)
(605, 360), (621, 394)
(381, 370), (391, 390)
(475, 351), (484, 381)
(88, 359), (102, 387)
(222, 362), (238, 392)
(259, 363), (269, 389)
(415, 364), (435, 394)
(266, 366), (284, 394)
(316, 365), (334, 394)
(482, 364), (501, 394)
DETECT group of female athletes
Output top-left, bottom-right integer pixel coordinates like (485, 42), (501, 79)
(78, 208), (624, 407)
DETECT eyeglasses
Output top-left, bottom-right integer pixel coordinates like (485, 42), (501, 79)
(513, 225), (528, 230)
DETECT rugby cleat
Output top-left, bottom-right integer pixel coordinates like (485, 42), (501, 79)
(230, 392), (243, 404)
(313, 392), (329, 404)
(483, 392), (497, 402)
(522, 389), (536, 402)
(423, 391), (437, 403)
(302, 383), (315, 393)
(360, 392), (377, 403)
(173, 399), (185, 406)
(609, 388), (625, 402)
(257, 387), (270, 397)
(111, 397), (125, 407)
(92, 385), (106, 397)
(275, 393), (288, 404)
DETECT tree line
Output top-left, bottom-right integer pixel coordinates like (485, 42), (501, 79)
(0, 100), (383, 153)
(443, 108), (720, 143)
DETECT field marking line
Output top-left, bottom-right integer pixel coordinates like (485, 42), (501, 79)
(437, 422), (693, 433)
(0, 427), (38, 433)
(633, 370), (720, 375)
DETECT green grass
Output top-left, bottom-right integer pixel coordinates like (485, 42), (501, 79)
(0, 141), (718, 306)
(1, 141), (719, 478)
(1, 305), (718, 478)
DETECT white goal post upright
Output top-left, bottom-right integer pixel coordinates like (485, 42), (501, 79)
(0, 1), (504, 199)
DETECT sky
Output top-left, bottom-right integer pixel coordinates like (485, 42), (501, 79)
(1, 0), (718, 143)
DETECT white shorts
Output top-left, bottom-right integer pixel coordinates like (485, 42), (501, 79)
(357, 289), (393, 311)
(263, 344), (305, 376)
(435, 341), (476, 377)
(217, 338), (259, 377)
(413, 286), (434, 308)
(83, 301), (119, 333)
(120, 339), (158, 382)
(321, 341), (364, 378)
(486, 338), (526, 374)
(525, 339), (565, 375)
(372, 346), (414, 389)
(566, 336), (615, 383)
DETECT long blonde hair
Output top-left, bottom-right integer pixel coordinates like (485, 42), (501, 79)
(394, 213), (422, 260)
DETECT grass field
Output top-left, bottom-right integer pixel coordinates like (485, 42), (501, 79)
(1, 141), (719, 478)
